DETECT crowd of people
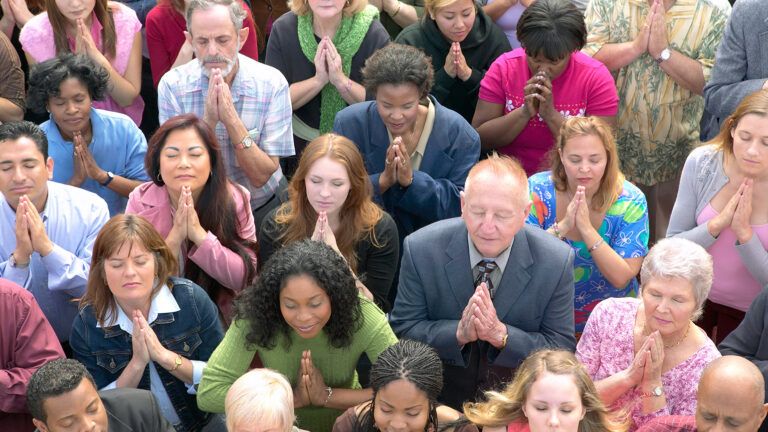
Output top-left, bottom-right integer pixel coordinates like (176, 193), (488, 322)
(3, 0), (768, 430)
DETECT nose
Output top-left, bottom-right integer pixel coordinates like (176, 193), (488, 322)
(178, 153), (191, 168)
(389, 415), (408, 431)
(65, 100), (79, 114)
(319, 183), (331, 198)
(578, 162), (590, 173)
(547, 410), (561, 428)
(11, 165), (26, 183)
(206, 41), (220, 58)
(746, 141), (760, 157)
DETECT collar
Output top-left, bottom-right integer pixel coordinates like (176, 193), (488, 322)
(98, 284), (180, 333)
(135, 182), (172, 207)
(467, 233), (512, 275)
(46, 108), (102, 144)
(385, 96), (435, 159)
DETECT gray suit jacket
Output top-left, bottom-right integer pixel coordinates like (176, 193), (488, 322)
(702, 0), (768, 140)
(390, 218), (575, 407)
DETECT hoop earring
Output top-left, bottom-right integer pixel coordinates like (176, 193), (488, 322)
(157, 172), (163, 182)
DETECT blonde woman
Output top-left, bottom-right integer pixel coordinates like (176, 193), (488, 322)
(464, 349), (626, 432)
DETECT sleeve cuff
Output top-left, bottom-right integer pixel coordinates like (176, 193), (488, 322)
(101, 380), (118, 391)
(2, 262), (31, 287)
(40, 244), (73, 273)
(187, 360), (207, 394)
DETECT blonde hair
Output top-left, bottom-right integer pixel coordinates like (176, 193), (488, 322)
(425, 0), (474, 17)
(709, 89), (768, 155)
(464, 350), (627, 432)
(550, 116), (623, 213)
(225, 369), (296, 432)
(289, 0), (366, 17)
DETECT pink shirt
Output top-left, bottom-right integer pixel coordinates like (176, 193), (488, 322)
(696, 204), (768, 311)
(576, 297), (720, 431)
(125, 181), (257, 319)
(478, 48), (618, 175)
(20, 4), (145, 125)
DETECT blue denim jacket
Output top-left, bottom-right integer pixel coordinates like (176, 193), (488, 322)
(70, 277), (224, 432)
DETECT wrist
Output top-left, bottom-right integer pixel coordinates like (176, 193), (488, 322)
(736, 228), (753, 245)
(37, 240), (54, 257)
(11, 250), (31, 267)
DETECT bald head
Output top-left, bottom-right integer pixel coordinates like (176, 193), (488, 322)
(696, 356), (768, 432)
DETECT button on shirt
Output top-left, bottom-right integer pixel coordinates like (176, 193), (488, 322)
(158, 55), (295, 210)
(0, 182), (109, 341)
(98, 285), (206, 427)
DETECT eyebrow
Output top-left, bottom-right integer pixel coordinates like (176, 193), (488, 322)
(378, 398), (423, 410)
(0, 157), (39, 164)
(282, 294), (323, 302)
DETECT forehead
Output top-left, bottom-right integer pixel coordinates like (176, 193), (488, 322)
(643, 276), (694, 297)
(0, 137), (45, 161)
(562, 134), (606, 154)
(466, 172), (522, 204)
(437, 0), (474, 13)
(53, 77), (89, 97)
(43, 379), (99, 420)
(280, 274), (327, 299)
(162, 128), (206, 149)
(307, 156), (349, 178)
(376, 83), (421, 101)
(109, 240), (151, 259)
(188, 5), (237, 36)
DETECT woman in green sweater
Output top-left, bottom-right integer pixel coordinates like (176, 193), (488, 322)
(197, 239), (398, 432)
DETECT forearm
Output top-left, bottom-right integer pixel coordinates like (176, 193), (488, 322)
(0, 370), (33, 413)
(385, 1), (418, 28)
(189, 234), (250, 291)
(116, 360), (145, 389)
(658, 50), (705, 95)
(0, 98), (24, 122)
(581, 230), (639, 288)
(225, 121), (280, 187)
(594, 370), (635, 406)
(171, 47), (194, 70)
(335, 79), (366, 105)
(482, 1), (514, 21)
(324, 388), (374, 410)
(541, 110), (564, 138)
(475, 106), (532, 150)
(0, 17), (13, 38)
(592, 42), (643, 72)
(157, 353), (195, 385)
(102, 62), (141, 107)
(290, 77), (326, 110)
(104, 175), (143, 198)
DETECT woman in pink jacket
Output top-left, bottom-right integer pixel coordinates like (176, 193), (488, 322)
(126, 114), (258, 325)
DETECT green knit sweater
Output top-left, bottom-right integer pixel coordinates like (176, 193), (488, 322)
(197, 298), (398, 432)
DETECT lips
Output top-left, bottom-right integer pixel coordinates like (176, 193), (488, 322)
(123, 282), (142, 289)
(295, 323), (317, 334)
(9, 186), (31, 194)
(175, 175), (196, 180)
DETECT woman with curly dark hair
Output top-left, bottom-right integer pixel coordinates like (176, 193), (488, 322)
(198, 240), (398, 432)
(125, 113), (258, 324)
(27, 53), (149, 216)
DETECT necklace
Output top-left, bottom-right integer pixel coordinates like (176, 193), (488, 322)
(662, 321), (691, 349)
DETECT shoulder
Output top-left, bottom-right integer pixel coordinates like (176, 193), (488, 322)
(373, 211), (397, 235)
(528, 171), (554, 188)
(593, 296), (639, 320)
(158, 60), (203, 90)
(697, 0), (732, 15)
(333, 406), (361, 432)
(49, 182), (109, 214)
(94, 108), (139, 131)
(146, 3), (174, 23)
(405, 218), (465, 248)
(19, 13), (52, 46)
(237, 55), (289, 89)
(619, 179), (647, 203)
(395, 22), (425, 44)
(730, 0), (767, 21)
(109, 2), (140, 23)
(0, 279), (35, 308)
(685, 144), (722, 175)
(521, 225), (571, 259)
(169, 277), (210, 303)
(338, 100), (376, 118)
(99, 388), (160, 418)
(433, 100), (478, 135)
(271, 11), (298, 32)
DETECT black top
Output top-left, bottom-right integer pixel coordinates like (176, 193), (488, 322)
(395, 7), (510, 122)
(259, 207), (400, 311)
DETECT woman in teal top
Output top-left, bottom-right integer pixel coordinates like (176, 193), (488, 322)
(198, 240), (397, 432)
(526, 116), (649, 334)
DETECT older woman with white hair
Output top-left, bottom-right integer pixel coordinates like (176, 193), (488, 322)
(576, 237), (721, 430)
(225, 369), (308, 432)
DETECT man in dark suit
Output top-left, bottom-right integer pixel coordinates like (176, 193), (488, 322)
(27, 359), (174, 432)
(390, 153), (576, 409)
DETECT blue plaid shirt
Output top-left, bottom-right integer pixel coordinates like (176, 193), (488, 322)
(158, 55), (295, 209)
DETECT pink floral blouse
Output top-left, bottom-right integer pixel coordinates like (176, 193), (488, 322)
(576, 297), (720, 430)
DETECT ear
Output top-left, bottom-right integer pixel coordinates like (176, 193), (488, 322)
(459, 190), (466, 215)
(32, 419), (49, 432)
(521, 199), (532, 219)
(238, 27), (249, 49)
(580, 407), (587, 421)
(184, 30), (192, 45)
(760, 403), (768, 423)
(46, 156), (54, 180)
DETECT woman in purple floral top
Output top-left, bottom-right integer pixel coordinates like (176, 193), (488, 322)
(576, 238), (720, 431)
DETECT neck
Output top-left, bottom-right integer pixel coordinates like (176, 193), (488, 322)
(313, 15), (342, 38)
(116, 298), (151, 324)
(326, 212), (341, 233)
(655, 321), (691, 349)
(61, 120), (92, 143)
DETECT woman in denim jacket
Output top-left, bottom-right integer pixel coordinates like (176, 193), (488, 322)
(70, 214), (225, 432)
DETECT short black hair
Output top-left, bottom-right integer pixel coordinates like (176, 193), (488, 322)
(517, 0), (586, 61)
(234, 239), (363, 350)
(0, 121), (49, 159)
(27, 53), (110, 114)
(27, 359), (97, 423)
(362, 43), (434, 99)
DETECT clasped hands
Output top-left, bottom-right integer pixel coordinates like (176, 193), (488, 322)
(522, 69), (556, 122)
(203, 68), (240, 129)
(293, 350), (331, 408)
(634, 0), (669, 60)
(555, 185), (595, 238)
(444, 42), (472, 81)
(12, 195), (53, 264)
(708, 178), (754, 244)
(129, 310), (182, 373)
(166, 185), (208, 256)
(456, 282), (508, 349)
(71, 132), (109, 186)
(312, 212), (374, 301)
(313, 37), (348, 90)
(0, 0), (33, 31)
(624, 330), (664, 395)
(379, 137), (414, 192)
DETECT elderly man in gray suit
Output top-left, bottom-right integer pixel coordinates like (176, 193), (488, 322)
(701, 0), (768, 141)
(390, 153), (576, 410)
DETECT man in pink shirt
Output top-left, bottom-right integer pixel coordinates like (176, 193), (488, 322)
(0, 279), (64, 432)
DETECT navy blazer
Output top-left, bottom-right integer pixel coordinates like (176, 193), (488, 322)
(333, 97), (480, 242)
(390, 218), (576, 406)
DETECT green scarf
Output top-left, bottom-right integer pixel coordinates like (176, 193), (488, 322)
(297, 5), (379, 133)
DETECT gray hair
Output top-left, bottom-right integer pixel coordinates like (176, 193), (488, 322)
(640, 237), (713, 321)
(186, 0), (246, 32)
(225, 369), (295, 432)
